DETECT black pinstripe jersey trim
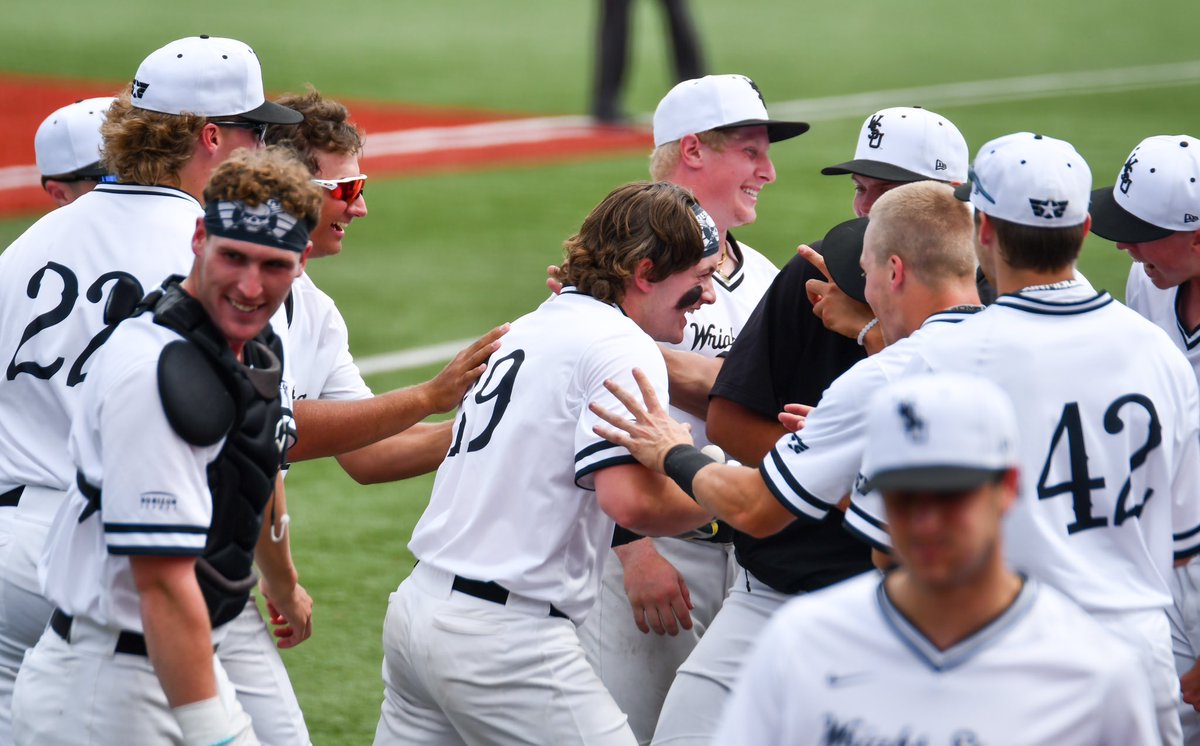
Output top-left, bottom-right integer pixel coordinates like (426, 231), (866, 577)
(108, 545), (205, 557)
(847, 501), (887, 531)
(995, 291), (1113, 316)
(1171, 286), (1200, 350)
(103, 523), (208, 534)
(1174, 522), (1200, 542)
(1176, 544), (1200, 562)
(575, 439), (622, 462)
(93, 184), (201, 205)
(574, 455), (638, 486)
(843, 518), (891, 554)
(758, 449), (832, 520)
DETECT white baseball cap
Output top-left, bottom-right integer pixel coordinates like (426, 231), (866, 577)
(34, 97), (113, 178)
(131, 36), (301, 124)
(954, 132), (1091, 228)
(1090, 135), (1200, 243)
(652, 74), (809, 147)
(822, 107), (968, 184)
(861, 372), (1019, 493)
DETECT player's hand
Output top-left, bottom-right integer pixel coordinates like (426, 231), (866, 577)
(778, 403), (813, 433)
(1182, 658), (1200, 710)
(590, 367), (694, 474)
(260, 579), (313, 649)
(546, 264), (564, 295)
(425, 324), (510, 412)
(615, 539), (693, 636)
(798, 244), (877, 345)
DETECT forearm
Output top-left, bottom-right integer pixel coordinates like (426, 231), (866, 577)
(690, 462), (793, 538)
(660, 347), (723, 420)
(336, 421), (453, 484)
(706, 397), (786, 464)
(289, 386), (437, 461)
(596, 465), (712, 537)
(132, 557), (217, 708)
(255, 476), (298, 594)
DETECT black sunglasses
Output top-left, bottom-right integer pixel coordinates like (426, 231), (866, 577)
(210, 120), (269, 144)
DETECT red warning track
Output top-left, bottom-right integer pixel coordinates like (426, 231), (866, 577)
(0, 73), (652, 218)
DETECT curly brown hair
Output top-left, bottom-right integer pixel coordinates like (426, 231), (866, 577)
(203, 146), (323, 227)
(558, 181), (706, 304)
(100, 86), (206, 186)
(264, 87), (363, 175)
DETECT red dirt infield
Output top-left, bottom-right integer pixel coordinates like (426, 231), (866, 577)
(0, 73), (652, 218)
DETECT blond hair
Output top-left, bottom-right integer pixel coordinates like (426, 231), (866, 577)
(649, 129), (733, 180)
(864, 181), (975, 285)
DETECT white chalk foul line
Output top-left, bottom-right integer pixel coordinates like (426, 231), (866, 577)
(356, 337), (481, 376)
(2, 61), (1197, 194)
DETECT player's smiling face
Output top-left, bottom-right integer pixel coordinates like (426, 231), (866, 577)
(639, 254), (720, 343)
(312, 150), (368, 259)
(692, 126), (774, 233)
(188, 230), (307, 358)
(1116, 230), (1200, 290)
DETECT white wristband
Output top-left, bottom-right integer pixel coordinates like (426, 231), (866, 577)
(173, 697), (236, 746)
(856, 317), (879, 346)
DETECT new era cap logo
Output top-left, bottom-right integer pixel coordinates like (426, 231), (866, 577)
(1029, 198), (1068, 219)
(132, 79), (149, 99)
(1186, 214), (1199, 224)
(867, 114), (884, 149)
(935, 159), (948, 171)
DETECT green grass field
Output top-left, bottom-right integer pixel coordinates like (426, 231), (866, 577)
(2, 1), (1199, 741)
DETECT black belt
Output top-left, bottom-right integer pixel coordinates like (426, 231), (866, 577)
(0, 485), (24, 508)
(451, 575), (569, 620)
(50, 608), (149, 657)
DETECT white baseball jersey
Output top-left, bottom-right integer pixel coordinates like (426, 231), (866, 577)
(40, 314), (224, 634)
(0, 184), (200, 494)
(274, 271), (372, 404)
(715, 572), (1159, 745)
(663, 238), (776, 449)
(853, 283), (1200, 613)
(758, 308), (981, 522)
(1126, 265), (1200, 380)
(408, 288), (670, 621)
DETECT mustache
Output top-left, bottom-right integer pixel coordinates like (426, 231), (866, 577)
(675, 286), (704, 311)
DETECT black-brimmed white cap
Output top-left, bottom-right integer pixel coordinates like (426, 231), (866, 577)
(1090, 135), (1200, 243)
(131, 36), (301, 124)
(954, 132), (1091, 228)
(822, 107), (968, 184)
(35, 97), (113, 178)
(652, 74), (809, 147)
(861, 372), (1018, 493)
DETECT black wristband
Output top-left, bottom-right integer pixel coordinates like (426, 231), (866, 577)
(662, 444), (716, 502)
(611, 525), (642, 547)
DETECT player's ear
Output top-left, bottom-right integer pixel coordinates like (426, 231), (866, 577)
(997, 467), (1020, 513)
(976, 212), (996, 248)
(199, 122), (222, 156)
(298, 242), (312, 274)
(678, 135), (704, 169)
(887, 254), (904, 290)
(42, 180), (70, 208)
(632, 257), (657, 292)
(191, 217), (207, 257)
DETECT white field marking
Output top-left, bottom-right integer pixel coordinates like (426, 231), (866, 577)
(2, 61), (1196, 194)
(356, 337), (480, 376)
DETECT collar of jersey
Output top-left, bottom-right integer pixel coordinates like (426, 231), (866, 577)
(92, 182), (202, 209)
(875, 574), (1038, 672)
(995, 289), (1112, 316)
(921, 305), (984, 327)
(557, 285), (627, 315)
(1172, 285), (1200, 349)
(713, 233), (746, 292)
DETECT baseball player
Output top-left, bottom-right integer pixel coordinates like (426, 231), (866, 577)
(34, 97), (115, 206)
(374, 182), (721, 745)
(849, 132), (1200, 745)
(12, 147), (319, 745)
(0, 36), (307, 742)
(647, 108), (972, 744)
(715, 372), (1160, 745)
(1088, 134), (1200, 743)
(574, 74), (805, 744)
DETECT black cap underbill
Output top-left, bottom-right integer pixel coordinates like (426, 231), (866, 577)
(236, 99), (303, 125)
(863, 465), (1006, 493)
(716, 118), (810, 143)
(1089, 186), (1174, 243)
(821, 159), (932, 183)
(820, 217), (870, 304)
